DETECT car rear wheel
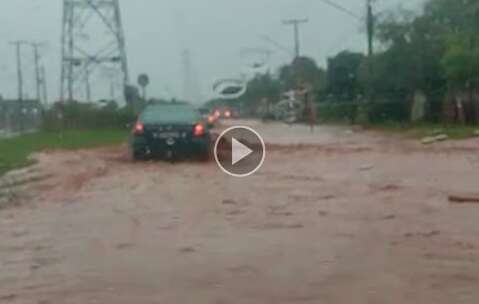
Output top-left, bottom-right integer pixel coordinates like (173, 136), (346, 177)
(198, 149), (211, 162)
(130, 149), (145, 161)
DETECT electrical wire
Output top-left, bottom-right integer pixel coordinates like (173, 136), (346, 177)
(318, 0), (362, 20)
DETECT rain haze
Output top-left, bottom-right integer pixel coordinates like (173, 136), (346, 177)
(4, 1), (479, 303)
(0, 0), (424, 103)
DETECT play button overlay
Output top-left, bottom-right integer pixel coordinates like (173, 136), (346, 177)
(214, 126), (266, 177)
(232, 138), (253, 165)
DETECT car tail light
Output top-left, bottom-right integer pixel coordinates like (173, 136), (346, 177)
(133, 121), (144, 134)
(224, 110), (232, 118)
(214, 110), (221, 118)
(207, 115), (215, 124)
(193, 123), (205, 137)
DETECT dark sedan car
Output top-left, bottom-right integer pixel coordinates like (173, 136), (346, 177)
(129, 103), (211, 161)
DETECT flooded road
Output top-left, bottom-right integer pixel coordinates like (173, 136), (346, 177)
(1, 120), (479, 303)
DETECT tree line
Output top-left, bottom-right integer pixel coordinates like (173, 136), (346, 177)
(209, 0), (479, 125)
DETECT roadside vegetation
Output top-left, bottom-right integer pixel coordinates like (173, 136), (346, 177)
(366, 123), (479, 140)
(0, 101), (132, 176)
(207, 0), (479, 131)
(0, 129), (128, 176)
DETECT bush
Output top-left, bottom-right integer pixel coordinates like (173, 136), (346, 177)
(368, 100), (410, 123)
(317, 102), (357, 123)
(316, 100), (411, 124)
(42, 101), (136, 131)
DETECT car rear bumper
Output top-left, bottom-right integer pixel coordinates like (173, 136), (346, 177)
(130, 134), (211, 159)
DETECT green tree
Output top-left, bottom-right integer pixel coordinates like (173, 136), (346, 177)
(362, 4), (450, 121)
(442, 34), (479, 86)
(279, 56), (326, 92)
(239, 73), (281, 109)
(327, 51), (365, 100)
(372, 7), (446, 99)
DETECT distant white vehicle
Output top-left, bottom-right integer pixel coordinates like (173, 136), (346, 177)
(273, 98), (304, 124)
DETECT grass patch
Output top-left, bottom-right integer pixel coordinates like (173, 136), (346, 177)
(368, 122), (479, 139)
(0, 129), (127, 176)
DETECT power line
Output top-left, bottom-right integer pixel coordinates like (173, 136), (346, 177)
(259, 35), (294, 57)
(318, 0), (362, 20)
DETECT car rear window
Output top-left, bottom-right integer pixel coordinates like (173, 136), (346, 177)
(140, 106), (201, 124)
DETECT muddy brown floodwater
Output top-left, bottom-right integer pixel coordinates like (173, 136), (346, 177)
(1, 120), (479, 304)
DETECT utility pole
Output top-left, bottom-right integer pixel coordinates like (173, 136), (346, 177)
(316, 0), (373, 122)
(9, 41), (48, 105)
(40, 66), (48, 104)
(282, 19), (308, 58)
(362, 0), (375, 123)
(32, 44), (41, 103)
(9, 41), (28, 101)
(85, 64), (91, 102)
(367, 0), (374, 60)
(9, 40), (31, 132)
(29, 42), (47, 104)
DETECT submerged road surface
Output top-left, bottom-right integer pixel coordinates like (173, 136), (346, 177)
(1, 120), (479, 303)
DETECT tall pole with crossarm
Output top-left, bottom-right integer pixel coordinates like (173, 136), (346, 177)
(282, 18), (309, 59)
(9, 41), (29, 101)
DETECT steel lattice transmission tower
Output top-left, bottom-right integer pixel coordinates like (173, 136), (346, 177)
(60, 0), (129, 102)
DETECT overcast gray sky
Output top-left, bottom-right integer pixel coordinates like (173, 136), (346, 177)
(0, 0), (425, 103)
